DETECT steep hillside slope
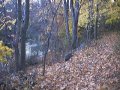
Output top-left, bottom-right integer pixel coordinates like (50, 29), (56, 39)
(26, 31), (119, 90)
(9, 31), (120, 90)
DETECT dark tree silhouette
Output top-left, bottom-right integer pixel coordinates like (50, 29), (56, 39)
(20, 0), (30, 70)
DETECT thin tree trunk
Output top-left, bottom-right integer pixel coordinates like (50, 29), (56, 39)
(87, 0), (94, 41)
(3, 0), (7, 44)
(94, 1), (99, 40)
(63, 0), (71, 50)
(42, 32), (51, 76)
(13, 0), (18, 71)
(15, 0), (22, 71)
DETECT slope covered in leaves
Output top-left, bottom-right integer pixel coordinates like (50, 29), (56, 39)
(8, 31), (120, 90)
(25, 31), (119, 90)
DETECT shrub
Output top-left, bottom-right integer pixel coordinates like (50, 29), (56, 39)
(0, 41), (13, 63)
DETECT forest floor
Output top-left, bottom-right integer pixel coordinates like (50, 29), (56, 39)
(6, 31), (120, 90)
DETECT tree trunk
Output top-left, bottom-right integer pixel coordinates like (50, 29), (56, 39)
(42, 33), (51, 76)
(63, 0), (71, 50)
(94, 1), (99, 40)
(70, 0), (81, 49)
(20, 0), (29, 70)
(87, 0), (94, 42)
(15, 0), (22, 71)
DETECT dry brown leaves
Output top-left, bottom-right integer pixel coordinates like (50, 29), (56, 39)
(9, 32), (120, 90)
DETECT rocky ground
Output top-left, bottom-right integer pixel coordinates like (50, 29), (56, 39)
(2, 31), (120, 90)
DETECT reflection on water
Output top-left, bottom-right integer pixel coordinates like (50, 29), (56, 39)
(26, 42), (43, 58)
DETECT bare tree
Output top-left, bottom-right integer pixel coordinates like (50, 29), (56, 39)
(42, 0), (62, 75)
(70, 0), (82, 49)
